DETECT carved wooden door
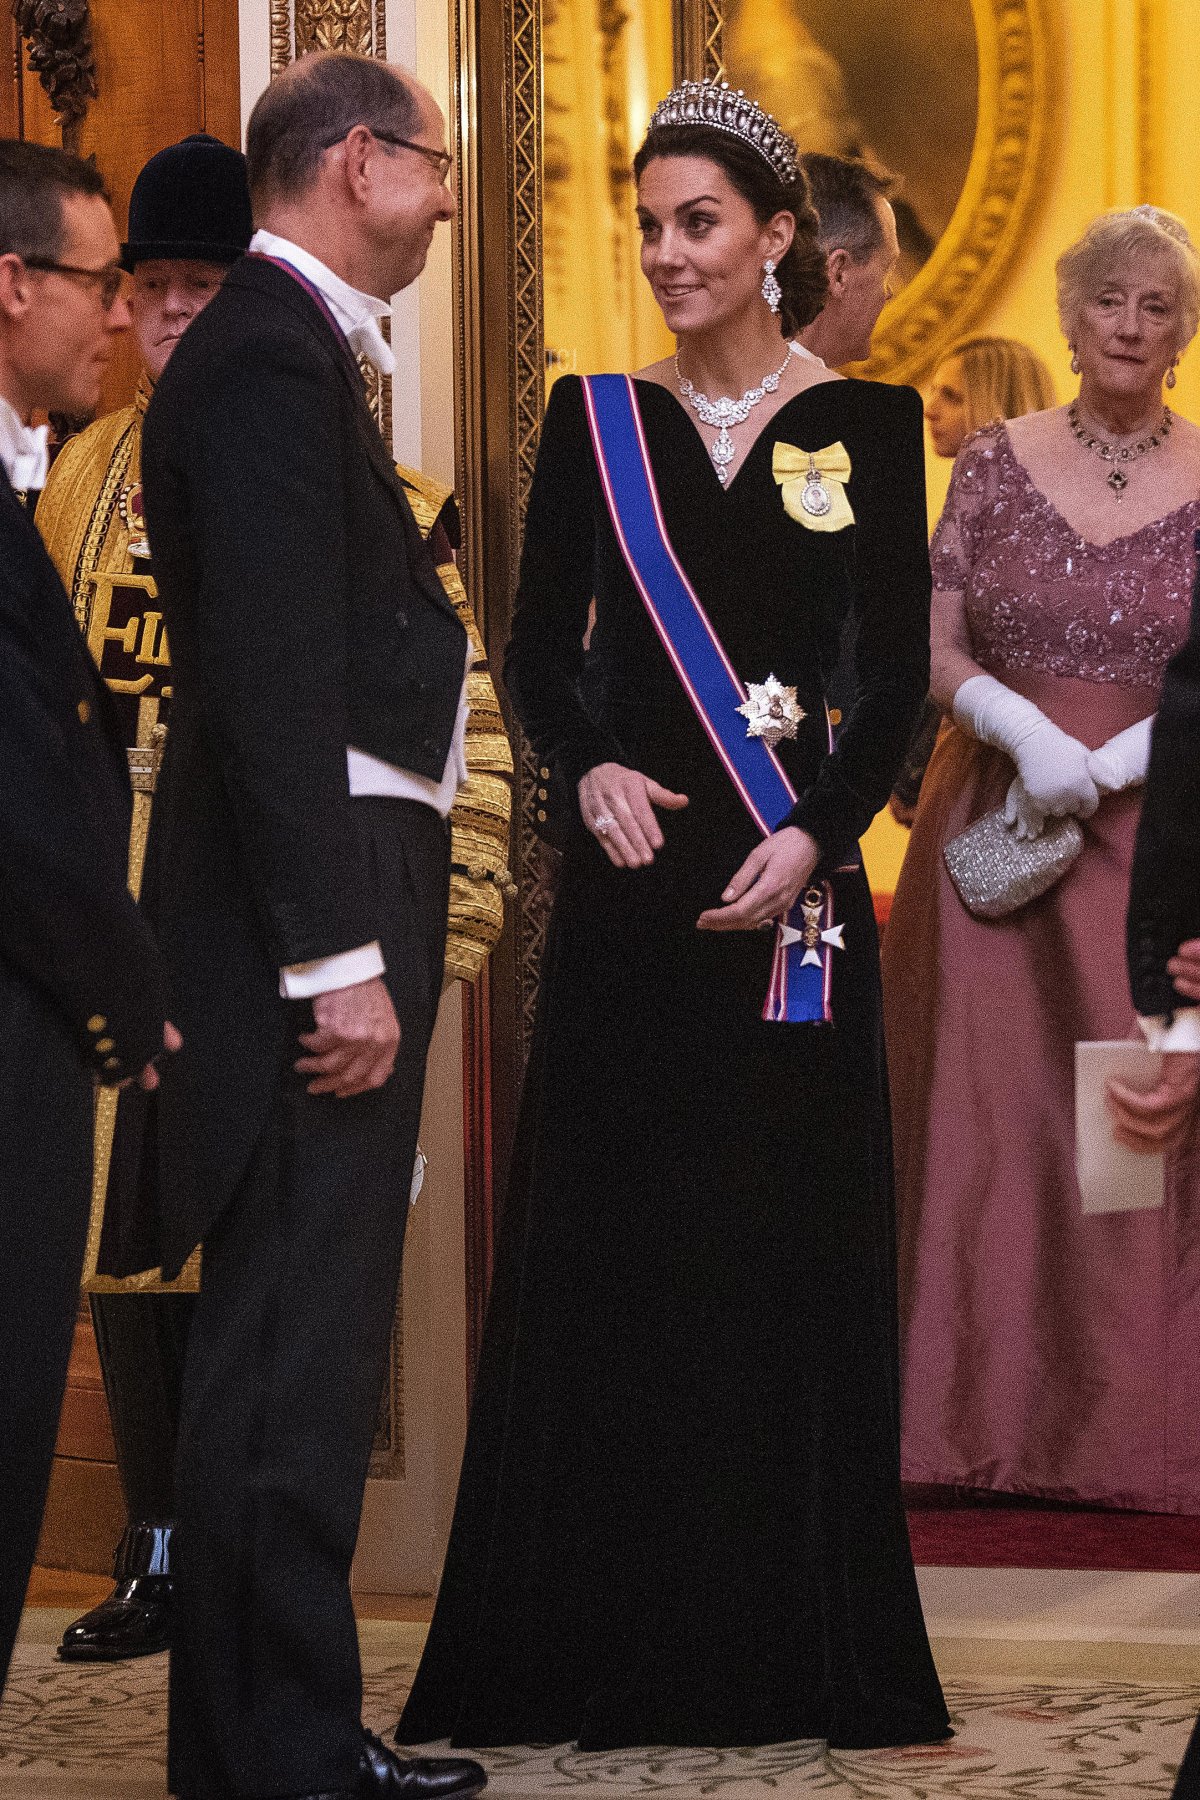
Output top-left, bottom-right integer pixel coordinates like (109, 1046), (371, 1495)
(5, 0), (241, 414)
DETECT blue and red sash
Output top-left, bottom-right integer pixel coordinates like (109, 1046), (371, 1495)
(581, 373), (842, 1024)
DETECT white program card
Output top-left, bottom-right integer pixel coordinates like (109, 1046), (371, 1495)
(1075, 1040), (1166, 1215)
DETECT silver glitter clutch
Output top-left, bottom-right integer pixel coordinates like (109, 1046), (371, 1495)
(943, 808), (1084, 919)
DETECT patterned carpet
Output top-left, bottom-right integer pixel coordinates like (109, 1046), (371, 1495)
(1, 1618), (1198, 1798)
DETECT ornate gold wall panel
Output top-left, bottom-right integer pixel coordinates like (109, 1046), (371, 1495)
(269, 0), (386, 73)
(672, 0), (724, 81)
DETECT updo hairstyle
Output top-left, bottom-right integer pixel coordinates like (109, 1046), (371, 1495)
(632, 123), (828, 340)
(1056, 205), (1200, 355)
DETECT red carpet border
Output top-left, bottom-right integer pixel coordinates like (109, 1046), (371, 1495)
(907, 1500), (1200, 1571)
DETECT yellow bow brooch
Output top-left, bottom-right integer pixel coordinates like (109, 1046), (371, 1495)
(773, 440), (854, 532)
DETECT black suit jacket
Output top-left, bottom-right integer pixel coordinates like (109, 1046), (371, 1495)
(0, 473), (166, 1084)
(141, 254), (467, 1276)
(0, 469), (165, 1691)
(1127, 534), (1200, 1018)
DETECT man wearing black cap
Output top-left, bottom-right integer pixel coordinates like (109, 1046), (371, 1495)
(36, 132), (253, 1666)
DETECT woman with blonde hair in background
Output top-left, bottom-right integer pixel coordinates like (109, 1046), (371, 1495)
(884, 205), (1200, 1512)
(924, 334), (1057, 459)
(890, 336), (1057, 822)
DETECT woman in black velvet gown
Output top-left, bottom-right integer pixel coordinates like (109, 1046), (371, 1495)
(398, 86), (949, 1755)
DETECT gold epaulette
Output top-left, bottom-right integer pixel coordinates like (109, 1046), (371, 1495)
(395, 461), (452, 539)
(396, 462), (514, 985)
(36, 396), (143, 636)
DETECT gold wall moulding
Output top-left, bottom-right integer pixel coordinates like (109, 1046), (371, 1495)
(672, 0), (724, 81)
(269, 0), (387, 77)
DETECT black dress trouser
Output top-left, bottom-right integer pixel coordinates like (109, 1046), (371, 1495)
(167, 799), (450, 1799)
(91, 1292), (194, 1522)
(0, 977), (93, 1689)
(1176, 1720), (1200, 1798)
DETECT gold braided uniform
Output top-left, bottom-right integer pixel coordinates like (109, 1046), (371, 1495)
(36, 406), (514, 1292)
(395, 464), (514, 983)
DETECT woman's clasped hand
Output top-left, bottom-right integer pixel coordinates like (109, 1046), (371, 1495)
(579, 764), (819, 929)
(696, 824), (821, 931)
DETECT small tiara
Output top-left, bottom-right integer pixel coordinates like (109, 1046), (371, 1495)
(647, 79), (799, 187)
(1129, 202), (1193, 247)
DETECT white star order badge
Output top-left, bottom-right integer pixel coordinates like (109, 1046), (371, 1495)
(736, 674), (805, 749)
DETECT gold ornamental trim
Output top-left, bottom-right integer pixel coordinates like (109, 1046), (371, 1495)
(673, 0), (724, 82)
(269, 2), (387, 88)
(856, 0), (1056, 384)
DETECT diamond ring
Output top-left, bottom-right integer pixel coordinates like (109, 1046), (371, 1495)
(592, 814), (617, 836)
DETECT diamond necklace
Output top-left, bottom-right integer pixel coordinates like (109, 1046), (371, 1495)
(1067, 399), (1173, 499)
(675, 343), (796, 486)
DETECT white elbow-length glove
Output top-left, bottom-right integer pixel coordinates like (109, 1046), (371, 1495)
(1086, 715), (1154, 796)
(952, 673), (1100, 841)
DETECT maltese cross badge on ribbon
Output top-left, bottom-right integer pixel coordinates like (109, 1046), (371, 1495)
(736, 674), (805, 749)
(780, 887), (847, 968)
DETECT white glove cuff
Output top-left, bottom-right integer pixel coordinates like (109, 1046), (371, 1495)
(1088, 715), (1154, 794)
(951, 673), (1051, 756)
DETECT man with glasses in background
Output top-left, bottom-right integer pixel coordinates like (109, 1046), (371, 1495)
(0, 139), (173, 1694)
(138, 51), (486, 1800)
(36, 131), (254, 1671)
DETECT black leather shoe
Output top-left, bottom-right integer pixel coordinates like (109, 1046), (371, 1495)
(360, 1729), (486, 1798)
(58, 1520), (174, 1662)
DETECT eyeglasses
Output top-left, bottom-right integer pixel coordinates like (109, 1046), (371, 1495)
(322, 127), (453, 185)
(22, 256), (125, 310)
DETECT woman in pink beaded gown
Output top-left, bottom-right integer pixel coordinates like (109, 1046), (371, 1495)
(884, 206), (1200, 1511)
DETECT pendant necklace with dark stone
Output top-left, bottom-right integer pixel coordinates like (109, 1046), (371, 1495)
(1068, 399), (1172, 499)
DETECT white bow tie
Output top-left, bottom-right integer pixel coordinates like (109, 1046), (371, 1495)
(10, 423), (49, 494)
(346, 316), (396, 378)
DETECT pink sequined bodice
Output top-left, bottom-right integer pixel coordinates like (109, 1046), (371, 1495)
(930, 422), (1198, 688)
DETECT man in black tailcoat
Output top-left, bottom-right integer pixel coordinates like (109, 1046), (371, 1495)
(139, 50), (485, 1800)
(1110, 536), (1200, 1799)
(0, 140), (171, 1691)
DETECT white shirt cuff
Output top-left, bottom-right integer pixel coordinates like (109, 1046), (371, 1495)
(280, 941), (385, 999)
(1139, 1008), (1200, 1052)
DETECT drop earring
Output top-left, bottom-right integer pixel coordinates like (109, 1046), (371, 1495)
(1070, 348), (1080, 375)
(1167, 360), (1178, 389)
(762, 258), (782, 315)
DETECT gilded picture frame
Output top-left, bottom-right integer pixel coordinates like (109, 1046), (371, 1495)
(674, 0), (1057, 381)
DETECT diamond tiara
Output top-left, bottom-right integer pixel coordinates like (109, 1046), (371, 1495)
(646, 80), (799, 187)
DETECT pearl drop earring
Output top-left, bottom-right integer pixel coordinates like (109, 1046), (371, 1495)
(761, 259), (782, 315)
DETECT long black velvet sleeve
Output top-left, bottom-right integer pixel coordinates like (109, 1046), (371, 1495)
(504, 377), (627, 793)
(1128, 538), (1200, 1018)
(784, 384), (932, 866)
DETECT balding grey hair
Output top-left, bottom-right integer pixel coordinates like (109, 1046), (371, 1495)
(246, 51), (419, 206)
